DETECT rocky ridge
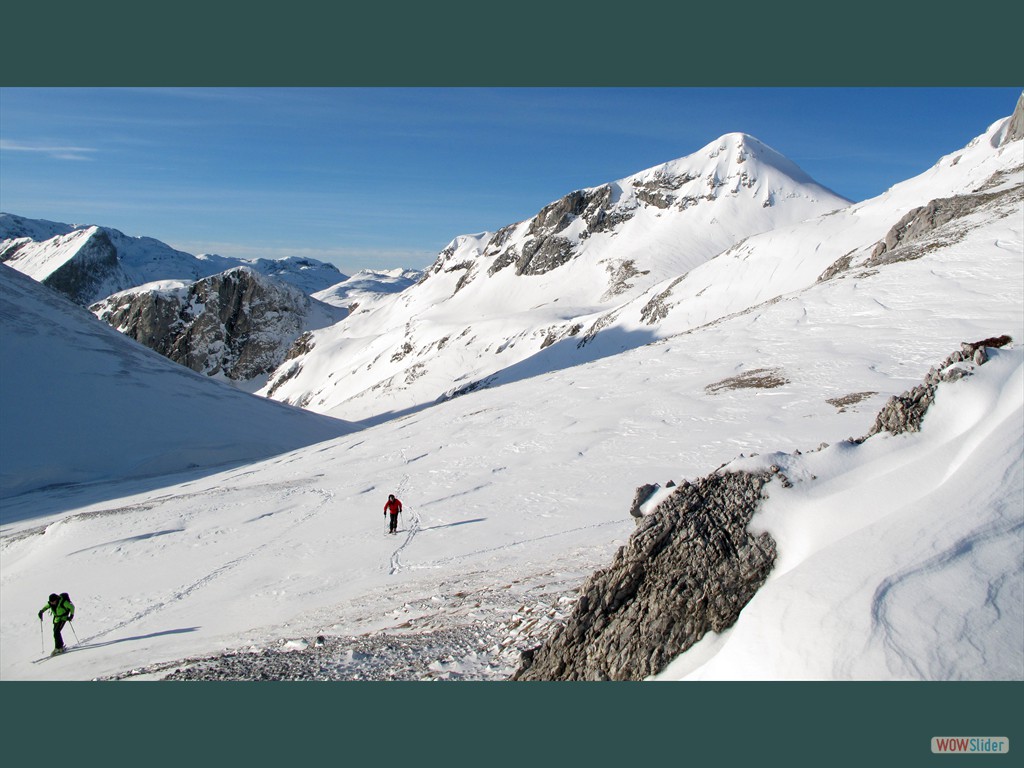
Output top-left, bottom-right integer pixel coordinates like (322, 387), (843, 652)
(859, 335), (1013, 439)
(512, 336), (1014, 681)
(513, 470), (777, 681)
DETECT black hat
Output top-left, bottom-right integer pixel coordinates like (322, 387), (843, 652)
(48, 593), (59, 603)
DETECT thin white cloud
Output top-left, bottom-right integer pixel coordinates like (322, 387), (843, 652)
(0, 140), (98, 160)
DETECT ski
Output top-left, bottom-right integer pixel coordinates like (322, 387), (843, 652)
(32, 648), (77, 663)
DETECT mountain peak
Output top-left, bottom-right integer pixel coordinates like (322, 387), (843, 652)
(628, 132), (829, 196)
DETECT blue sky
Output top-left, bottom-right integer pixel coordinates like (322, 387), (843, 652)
(1, 87), (1019, 275)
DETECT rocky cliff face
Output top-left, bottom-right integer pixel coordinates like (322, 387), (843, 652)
(1001, 91), (1024, 146)
(92, 267), (346, 383)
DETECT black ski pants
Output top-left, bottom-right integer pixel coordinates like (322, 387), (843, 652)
(389, 513), (399, 533)
(52, 620), (66, 650)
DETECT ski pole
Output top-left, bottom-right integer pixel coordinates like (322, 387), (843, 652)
(68, 621), (80, 646)
(40, 618), (44, 654)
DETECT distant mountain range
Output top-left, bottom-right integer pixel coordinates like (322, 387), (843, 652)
(0, 213), (346, 304)
(0, 214), (424, 387)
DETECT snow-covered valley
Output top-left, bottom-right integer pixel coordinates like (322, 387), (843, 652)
(1, 98), (1021, 683)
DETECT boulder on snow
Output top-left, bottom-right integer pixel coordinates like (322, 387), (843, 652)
(628, 483), (661, 521)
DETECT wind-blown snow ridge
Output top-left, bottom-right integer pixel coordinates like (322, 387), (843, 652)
(666, 344), (1023, 681)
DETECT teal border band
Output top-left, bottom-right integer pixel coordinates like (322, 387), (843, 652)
(2, 681), (1021, 766)
(2, 1), (1023, 85)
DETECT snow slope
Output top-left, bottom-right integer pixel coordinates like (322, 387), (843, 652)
(660, 346), (1023, 681)
(0, 106), (1020, 683)
(0, 264), (352, 500)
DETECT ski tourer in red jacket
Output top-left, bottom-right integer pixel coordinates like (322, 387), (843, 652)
(384, 495), (403, 534)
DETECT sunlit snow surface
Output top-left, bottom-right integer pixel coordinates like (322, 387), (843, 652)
(1, 115), (1021, 681)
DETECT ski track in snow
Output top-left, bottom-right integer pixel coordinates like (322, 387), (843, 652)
(389, 449), (421, 574)
(77, 485), (336, 646)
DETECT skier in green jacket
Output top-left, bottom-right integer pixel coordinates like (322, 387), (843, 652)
(38, 592), (74, 655)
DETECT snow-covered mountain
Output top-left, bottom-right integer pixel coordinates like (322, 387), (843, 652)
(91, 267), (347, 390)
(0, 213), (346, 305)
(241, 255), (349, 297)
(285, 111), (1018, 426)
(313, 268), (421, 311)
(0, 96), (1021, 684)
(262, 133), (851, 420)
(0, 264), (352, 500)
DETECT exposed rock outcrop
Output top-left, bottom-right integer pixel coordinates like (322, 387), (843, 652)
(513, 470), (778, 681)
(820, 159), (1022, 284)
(514, 335), (1014, 681)
(511, 187), (619, 276)
(859, 335), (1012, 439)
(865, 191), (1008, 267)
(628, 483), (660, 521)
(92, 267), (346, 383)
